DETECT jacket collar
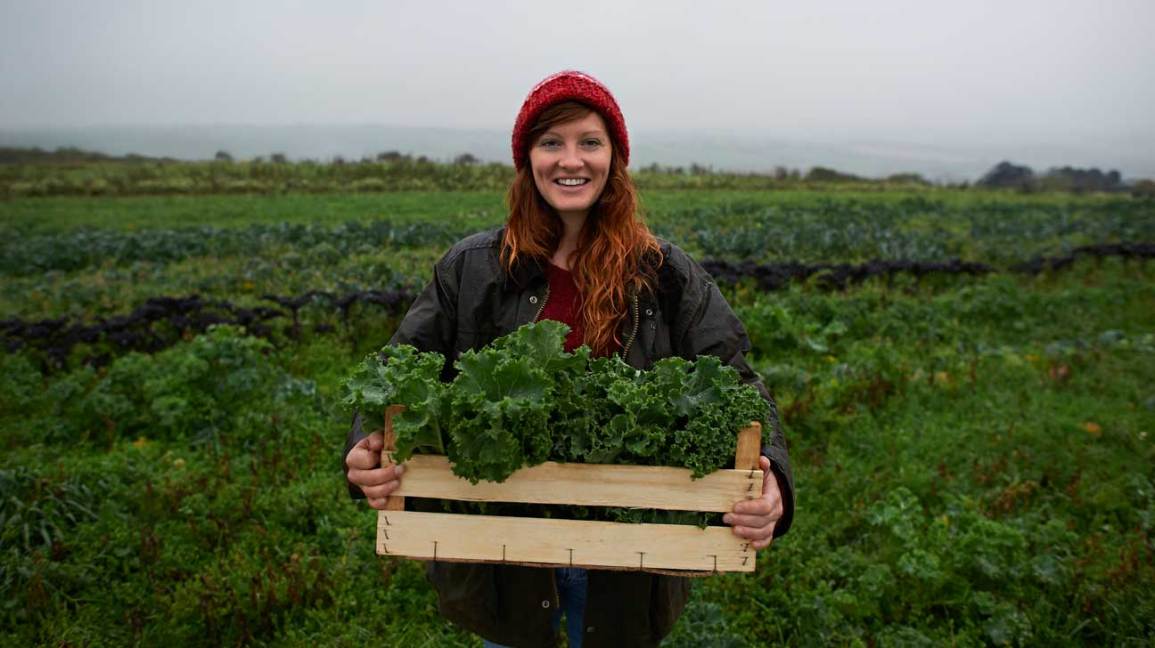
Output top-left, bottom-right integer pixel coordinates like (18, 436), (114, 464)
(503, 253), (546, 292)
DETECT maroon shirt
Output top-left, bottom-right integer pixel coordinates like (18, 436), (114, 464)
(537, 263), (585, 352)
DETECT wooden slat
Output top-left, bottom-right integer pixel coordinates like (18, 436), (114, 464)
(734, 422), (762, 472)
(393, 456), (762, 512)
(377, 510), (756, 573)
(381, 405), (405, 512)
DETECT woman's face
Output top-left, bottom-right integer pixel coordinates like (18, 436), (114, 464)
(528, 111), (613, 221)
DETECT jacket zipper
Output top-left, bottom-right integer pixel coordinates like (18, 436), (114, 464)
(531, 284), (550, 322)
(620, 294), (640, 358)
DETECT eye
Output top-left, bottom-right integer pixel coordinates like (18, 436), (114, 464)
(537, 138), (561, 149)
(582, 138), (603, 148)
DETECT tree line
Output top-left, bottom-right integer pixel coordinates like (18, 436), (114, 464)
(1, 147), (1151, 197)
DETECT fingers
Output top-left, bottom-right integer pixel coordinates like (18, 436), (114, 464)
(345, 432), (386, 470)
(730, 456), (783, 516)
(731, 497), (779, 517)
(726, 518), (777, 550)
(723, 510), (777, 528)
(346, 432), (407, 509)
(360, 480), (401, 501)
(725, 487), (780, 550)
(366, 432), (384, 454)
(348, 462), (404, 489)
(352, 463), (405, 509)
(749, 528), (775, 550)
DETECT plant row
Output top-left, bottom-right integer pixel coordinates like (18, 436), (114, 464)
(0, 157), (518, 197)
(5, 242), (1152, 368)
(0, 220), (488, 276)
(5, 195), (1155, 275)
(1, 289), (417, 370)
(701, 241), (1155, 291)
(673, 197), (1155, 263)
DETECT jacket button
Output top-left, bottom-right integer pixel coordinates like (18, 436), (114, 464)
(529, 296), (539, 305)
(645, 308), (653, 317)
(541, 600), (551, 609)
(587, 626), (596, 633)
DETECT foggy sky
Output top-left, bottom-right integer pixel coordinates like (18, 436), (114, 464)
(2, 0), (1153, 153)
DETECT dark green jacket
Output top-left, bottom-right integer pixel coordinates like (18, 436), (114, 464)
(346, 227), (795, 647)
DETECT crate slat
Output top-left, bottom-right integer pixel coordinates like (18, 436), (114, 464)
(375, 416), (764, 574)
(377, 510), (756, 573)
(381, 405), (406, 511)
(395, 455), (762, 512)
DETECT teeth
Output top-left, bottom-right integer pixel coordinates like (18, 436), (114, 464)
(556, 178), (588, 186)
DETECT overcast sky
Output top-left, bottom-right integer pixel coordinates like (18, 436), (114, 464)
(2, 0), (1153, 157)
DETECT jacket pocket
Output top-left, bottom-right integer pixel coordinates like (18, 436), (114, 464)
(426, 562), (499, 634)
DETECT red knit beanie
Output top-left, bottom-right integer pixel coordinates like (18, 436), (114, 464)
(511, 70), (629, 171)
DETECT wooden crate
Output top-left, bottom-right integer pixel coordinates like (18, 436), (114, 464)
(376, 406), (764, 574)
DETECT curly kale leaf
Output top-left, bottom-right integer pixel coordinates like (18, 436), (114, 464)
(446, 322), (569, 483)
(342, 345), (447, 460)
(646, 355), (769, 477)
(492, 319), (589, 376)
(551, 354), (636, 463)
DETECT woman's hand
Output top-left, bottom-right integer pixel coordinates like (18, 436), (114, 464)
(345, 431), (405, 510)
(723, 456), (784, 550)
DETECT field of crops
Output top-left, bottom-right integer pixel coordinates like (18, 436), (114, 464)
(2, 186), (1154, 646)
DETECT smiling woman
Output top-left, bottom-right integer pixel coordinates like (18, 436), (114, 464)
(343, 70), (795, 648)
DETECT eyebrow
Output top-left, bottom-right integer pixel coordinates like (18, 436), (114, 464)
(540, 129), (607, 139)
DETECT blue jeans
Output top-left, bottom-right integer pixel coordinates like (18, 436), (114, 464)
(482, 567), (588, 648)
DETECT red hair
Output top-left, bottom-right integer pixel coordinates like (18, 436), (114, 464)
(502, 101), (661, 357)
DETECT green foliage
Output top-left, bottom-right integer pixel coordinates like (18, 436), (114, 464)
(344, 345), (447, 457)
(37, 325), (316, 447)
(0, 218), (489, 276)
(0, 467), (101, 554)
(2, 188), (1154, 645)
(343, 320), (769, 483)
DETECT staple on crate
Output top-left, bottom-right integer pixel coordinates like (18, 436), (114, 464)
(568, 548), (574, 567)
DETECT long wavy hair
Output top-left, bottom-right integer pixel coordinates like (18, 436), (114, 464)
(502, 101), (662, 357)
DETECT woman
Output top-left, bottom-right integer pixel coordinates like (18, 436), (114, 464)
(344, 71), (795, 648)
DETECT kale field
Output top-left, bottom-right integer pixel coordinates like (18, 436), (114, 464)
(2, 183), (1154, 646)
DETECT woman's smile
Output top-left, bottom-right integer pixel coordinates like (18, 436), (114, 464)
(529, 111), (612, 219)
(552, 176), (593, 194)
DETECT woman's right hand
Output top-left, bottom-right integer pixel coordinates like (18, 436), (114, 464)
(345, 431), (405, 510)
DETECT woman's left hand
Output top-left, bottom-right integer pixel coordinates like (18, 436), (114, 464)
(723, 456), (784, 550)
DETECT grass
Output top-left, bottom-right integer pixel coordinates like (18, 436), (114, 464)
(1, 188), (1153, 645)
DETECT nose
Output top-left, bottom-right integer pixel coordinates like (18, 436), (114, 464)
(558, 144), (584, 171)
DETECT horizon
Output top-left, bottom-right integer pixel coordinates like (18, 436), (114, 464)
(2, 122), (1150, 183)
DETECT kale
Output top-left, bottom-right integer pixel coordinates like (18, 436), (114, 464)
(342, 345), (447, 459)
(342, 320), (768, 483)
